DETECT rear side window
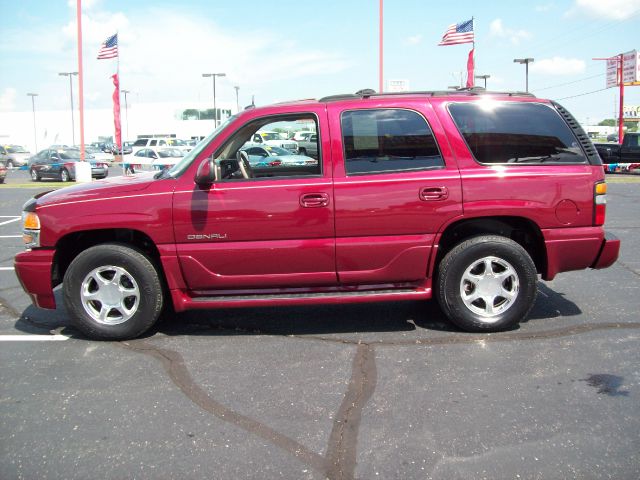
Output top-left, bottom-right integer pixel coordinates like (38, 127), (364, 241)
(133, 139), (147, 147)
(449, 102), (587, 165)
(341, 109), (444, 175)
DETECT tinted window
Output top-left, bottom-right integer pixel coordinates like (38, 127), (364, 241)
(341, 109), (444, 175)
(449, 102), (587, 164)
(133, 139), (147, 147)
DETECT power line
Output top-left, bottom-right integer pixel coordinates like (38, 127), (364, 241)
(556, 88), (609, 101)
(534, 73), (605, 92)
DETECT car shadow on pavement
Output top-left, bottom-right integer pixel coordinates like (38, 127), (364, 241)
(11, 281), (582, 340)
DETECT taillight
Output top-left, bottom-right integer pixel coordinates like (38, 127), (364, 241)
(594, 181), (607, 226)
(269, 160), (282, 167)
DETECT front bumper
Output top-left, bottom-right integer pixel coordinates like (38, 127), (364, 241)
(14, 249), (56, 309)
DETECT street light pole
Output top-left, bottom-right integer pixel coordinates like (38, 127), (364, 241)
(59, 72), (78, 145)
(474, 74), (490, 89)
(513, 58), (534, 92)
(202, 73), (226, 127)
(234, 85), (240, 113)
(26, 93), (38, 152)
(121, 89), (130, 141)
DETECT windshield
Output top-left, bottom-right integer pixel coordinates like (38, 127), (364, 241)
(158, 148), (184, 158)
(7, 146), (28, 153)
(160, 114), (238, 179)
(266, 146), (291, 156)
(59, 150), (82, 160)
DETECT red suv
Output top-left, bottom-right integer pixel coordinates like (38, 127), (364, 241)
(15, 90), (619, 340)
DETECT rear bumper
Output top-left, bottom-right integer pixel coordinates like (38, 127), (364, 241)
(543, 227), (619, 280)
(591, 232), (620, 270)
(14, 249), (56, 309)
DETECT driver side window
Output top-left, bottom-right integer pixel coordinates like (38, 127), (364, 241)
(214, 113), (321, 181)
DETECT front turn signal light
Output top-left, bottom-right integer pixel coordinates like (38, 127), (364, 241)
(22, 211), (41, 249)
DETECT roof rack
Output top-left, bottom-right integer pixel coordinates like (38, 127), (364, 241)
(318, 87), (535, 103)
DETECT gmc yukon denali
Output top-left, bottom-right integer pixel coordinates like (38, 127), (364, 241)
(15, 90), (620, 340)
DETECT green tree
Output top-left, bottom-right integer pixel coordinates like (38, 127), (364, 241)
(598, 119), (616, 127)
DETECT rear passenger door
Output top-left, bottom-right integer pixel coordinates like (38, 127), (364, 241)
(328, 101), (463, 284)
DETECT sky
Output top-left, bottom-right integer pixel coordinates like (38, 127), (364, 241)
(0, 0), (639, 124)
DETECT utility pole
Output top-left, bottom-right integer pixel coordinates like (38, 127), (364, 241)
(59, 71), (78, 144)
(513, 58), (534, 92)
(202, 73), (226, 127)
(234, 86), (240, 113)
(121, 89), (130, 140)
(26, 93), (38, 152)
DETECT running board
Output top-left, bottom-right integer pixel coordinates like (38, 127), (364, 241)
(170, 286), (432, 312)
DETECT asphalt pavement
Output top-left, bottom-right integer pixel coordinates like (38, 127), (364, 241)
(0, 167), (639, 479)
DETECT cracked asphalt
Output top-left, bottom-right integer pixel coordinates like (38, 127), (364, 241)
(1, 169), (639, 479)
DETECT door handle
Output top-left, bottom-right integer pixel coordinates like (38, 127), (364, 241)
(300, 193), (330, 208)
(420, 186), (449, 201)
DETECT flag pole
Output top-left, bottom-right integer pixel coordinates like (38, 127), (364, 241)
(76, 0), (85, 161)
(471, 16), (475, 88)
(116, 31), (122, 153)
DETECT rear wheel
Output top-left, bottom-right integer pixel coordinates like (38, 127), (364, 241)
(299, 147), (307, 156)
(6, 160), (14, 169)
(30, 168), (40, 181)
(436, 235), (537, 332)
(63, 243), (164, 340)
(59, 168), (70, 182)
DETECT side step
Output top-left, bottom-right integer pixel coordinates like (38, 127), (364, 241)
(170, 286), (432, 312)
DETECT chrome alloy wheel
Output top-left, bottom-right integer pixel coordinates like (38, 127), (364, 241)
(459, 256), (519, 321)
(80, 265), (140, 325)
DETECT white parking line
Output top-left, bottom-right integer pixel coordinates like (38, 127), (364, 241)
(0, 235), (21, 238)
(0, 267), (15, 271)
(0, 334), (69, 342)
(0, 217), (20, 227)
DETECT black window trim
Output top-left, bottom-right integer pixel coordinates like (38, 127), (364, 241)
(446, 100), (589, 167)
(339, 107), (446, 177)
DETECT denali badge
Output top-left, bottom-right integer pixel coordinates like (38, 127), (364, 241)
(187, 233), (228, 240)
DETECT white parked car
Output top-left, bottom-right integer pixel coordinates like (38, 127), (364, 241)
(130, 137), (174, 155)
(123, 147), (185, 170)
(249, 131), (298, 153)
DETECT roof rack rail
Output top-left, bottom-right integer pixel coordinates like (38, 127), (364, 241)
(318, 88), (535, 103)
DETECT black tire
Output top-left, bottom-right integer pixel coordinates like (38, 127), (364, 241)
(63, 243), (164, 340)
(30, 168), (40, 182)
(6, 160), (13, 169)
(60, 168), (70, 182)
(0, 177), (4, 184)
(436, 235), (537, 332)
(299, 147), (307, 156)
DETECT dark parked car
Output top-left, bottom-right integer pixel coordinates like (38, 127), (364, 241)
(29, 149), (109, 182)
(606, 133), (619, 143)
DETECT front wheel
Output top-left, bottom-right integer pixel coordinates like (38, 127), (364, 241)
(60, 168), (70, 182)
(30, 168), (40, 181)
(436, 235), (538, 332)
(63, 243), (164, 340)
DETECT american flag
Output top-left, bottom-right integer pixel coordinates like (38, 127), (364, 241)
(97, 34), (118, 59)
(438, 19), (474, 46)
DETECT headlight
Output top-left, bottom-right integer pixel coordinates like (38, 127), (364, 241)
(22, 211), (41, 249)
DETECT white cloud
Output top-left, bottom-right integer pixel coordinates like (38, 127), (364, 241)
(404, 34), (423, 46)
(530, 57), (586, 75)
(489, 19), (532, 45)
(566, 0), (640, 19)
(0, 88), (17, 111)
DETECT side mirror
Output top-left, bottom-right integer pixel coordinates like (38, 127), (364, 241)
(194, 157), (218, 186)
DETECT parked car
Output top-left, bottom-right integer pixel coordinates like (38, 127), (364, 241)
(131, 137), (174, 154)
(606, 133), (619, 143)
(0, 160), (6, 183)
(248, 131), (298, 153)
(296, 133), (319, 159)
(73, 146), (114, 166)
(291, 131), (315, 142)
(28, 148), (109, 181)
(240, 145), (317, 169)
(595, 132), (640, 164)
(166, 139), (193, 153)
(15, 89), (619, 340)
(0, 144), (31, 168)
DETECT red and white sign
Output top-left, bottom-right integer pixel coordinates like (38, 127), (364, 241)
(606, 50), (639, 88)
(622, 50), (639, 84)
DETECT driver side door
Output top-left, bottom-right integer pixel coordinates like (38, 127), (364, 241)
(172, 108), (336, 291)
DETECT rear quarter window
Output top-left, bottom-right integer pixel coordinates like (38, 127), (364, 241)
(448, 102), (587, 165)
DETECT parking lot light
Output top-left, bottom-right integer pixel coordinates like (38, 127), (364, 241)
(26, 93), (39, 152)
(202, 73), (226, 127)
(59, 72), (78, 145)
